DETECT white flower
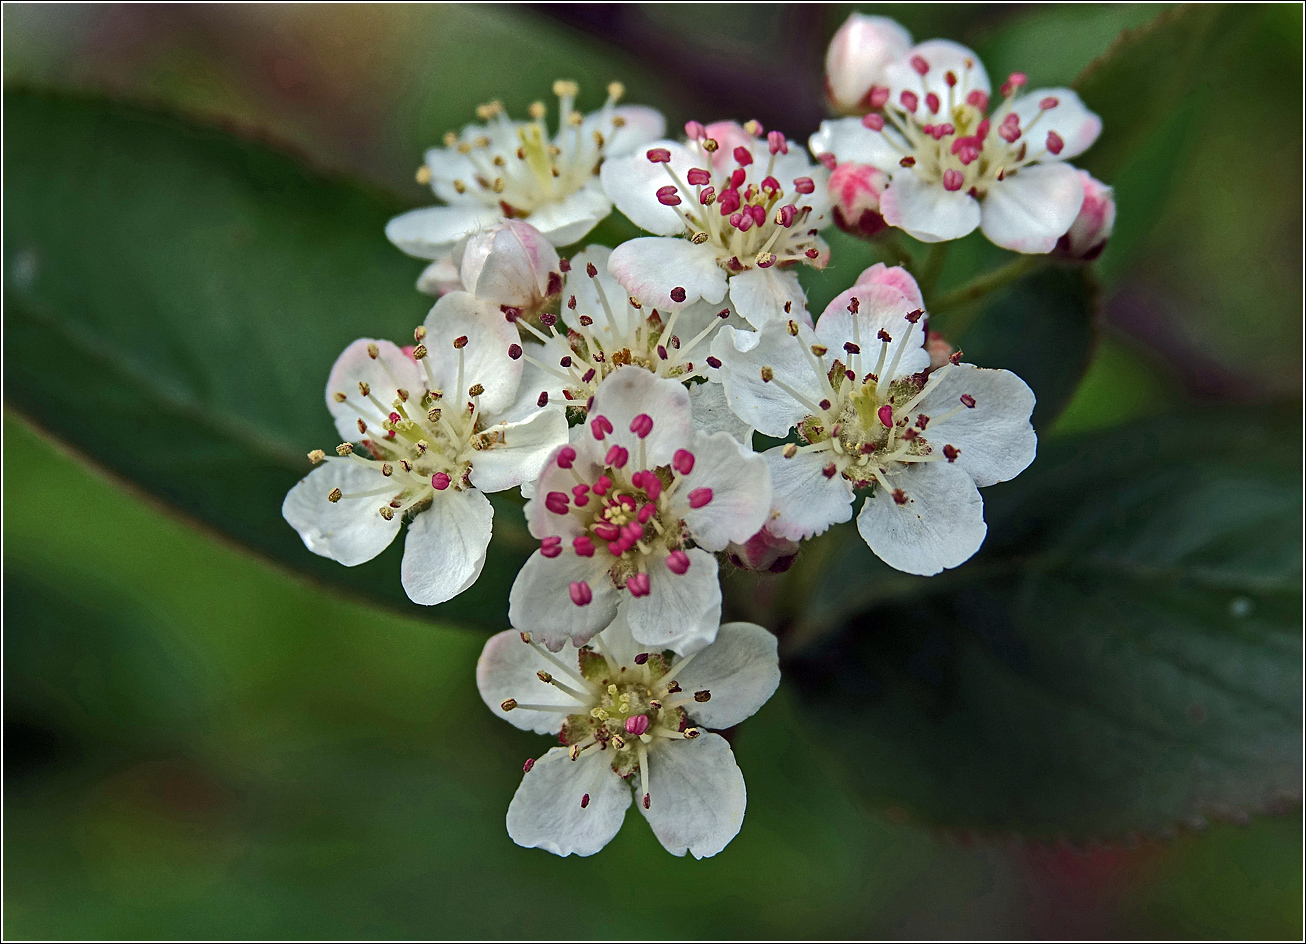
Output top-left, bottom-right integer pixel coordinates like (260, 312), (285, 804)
(809, 41), (1102, 253)
(600, 120), (832, 328)
(506, 243), (752, 440)
(711, 266), (1036, 576)
(282, 299), (568, 605)
(387, 82), (665, 290)
(508, 368), (771, 653)
(478, 613), (781, 858)
(824, 13), (913, 115)
(1054, 170), (1115, 261)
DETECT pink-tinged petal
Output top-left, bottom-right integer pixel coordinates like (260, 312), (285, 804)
(523, 183), (612, 247)
(385, 205), (503, 260)
(1006, 88), (1101, 160)
(881, 172), (982, 243)
(476, 630), (585, 735)
(325, 338), (425, 443)
(824, 13), (913, 113)
(816, 282), (929, 382)
(421, 292), (522, 415)
(282, 461), (401, 566)
(607, 236), (727, 310)
(508, 550), (619, 651)
(524, 441), (601, 540)
(1055, 170), (1115, 260)
(915, 364), (1037, 487)
(599, 141), (699, 236)
(676, 432), (771, 551)
(709, 324), (820, 439)
(638, 733), (746, 858)
(469, 408), (570, 493)
(588, 368), (693, 468)
(507, 747), (630, 856)
(854, 262), (924, 310)
(761, 446), (854, 541)
(856, 459), (986, 576)
(828, 162), (891, 239)
(400, 488), (494, 605)
(979, 162), (1084, 254)
(623, 549), (721, 654)
(459, 220), (559, 307)
(727, 267), (810, 330)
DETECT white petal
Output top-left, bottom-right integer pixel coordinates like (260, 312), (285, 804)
(639, 733), (746, 859)
(856, 459), (986, 575)
(282, 461), (401, 565)
(385, 205), (502, 260)
(604, 105), (668, 156)
(416, 254), (463, 296)
(400, 487), (493, 605)
(525, 183), (612, 248)
(727, 267), (810, 330)
(916, 364), (1037, 486)
(509, 551), (620, 651)
(676, 432), (771, 551)
(709, 324), (821, 439)
(979, 162), (1085, 254)
(507, 747), (630, 857)
(624, 549), (722, 655)
(762, 446), (854, 541)
(608, 237), (727, 311)
(476, 630), (586, 735)
(563, 244), (637, 339)
(599, 141), (699, 236)
(854, 262), (924, 310)
(491, 353), (566, 424)
(815, 281), (929, 382)
(675, 622), (780, 730)
(884, 39), (990, 117)
(880, 172), (981, 243)
(325, 338), (425, 443)
(470, 408), (571, 493)
(588, 367), (693, 469)
(688, 380), (753, 444)
(523, 441), (600, 541)
(808, 117), (906, 170)
(421, 292), (522, 415)
(1006, 88), (1102, 160)
(592, 607), (641, 667)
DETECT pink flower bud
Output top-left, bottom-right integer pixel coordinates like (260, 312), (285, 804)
(854, 262), (925, 311)
(457, 220), (559, 309)
(725, 526), (802, 574)
(823, 13), (913, 115)
(1054, 171), (1115, 262)
(925, 330), (955, 370)
(828, 162), (890, 240)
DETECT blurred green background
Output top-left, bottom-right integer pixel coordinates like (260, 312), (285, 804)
(3, 3), (1301, 938)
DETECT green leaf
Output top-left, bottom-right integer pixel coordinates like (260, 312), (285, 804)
(1073, 4), (1230, 180)
(2, 90), (531, 628)
(784, 407), (1302, 838)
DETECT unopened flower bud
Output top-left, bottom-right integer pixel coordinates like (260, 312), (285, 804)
(828, 162), (890, 240)
(1054, 171), (1115, 262)
(457, 219), (560, 308)
(726, 526), (802, 574)
(824, 13), (913, 115)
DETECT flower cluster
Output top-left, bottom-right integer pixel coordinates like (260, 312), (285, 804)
(282, 13), (1114, 857)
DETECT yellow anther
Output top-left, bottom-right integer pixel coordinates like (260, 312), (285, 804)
(691, 232), (710, 244)
(452, 179), (466, 194)
(328, 487), (342, 502)
(528, 101), (547, 120)
(378, 505), (394, 521)
(611, 115), (626, 128)
(553, 79), (579, 98)
(358, 380), (371, 396)
(412, 344), (428, 359)
(501, 698), (518, 711)
(336, 443), (354, 456)
(381, 463), (393, 476)
(491, 178), (505, 193)
(414, 325), (427, 341)
(333, 391), (347, 403)
(308, 449), (326, 464)
(442, 131), (458, 148)
(607, 683), (618, 695)
(607, 81), (625, 100)
(415, 165), (432, 185)
(567, 111), (583, 127)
